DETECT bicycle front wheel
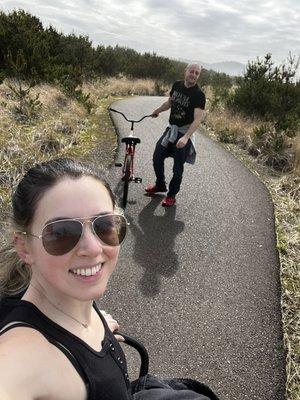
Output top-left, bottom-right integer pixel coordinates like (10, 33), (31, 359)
(122, 155), (132, 208)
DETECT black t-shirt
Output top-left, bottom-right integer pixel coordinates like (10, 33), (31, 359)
(169, 80), (206, 127)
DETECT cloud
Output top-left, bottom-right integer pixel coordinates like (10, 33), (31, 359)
(1, 0), (299, 65)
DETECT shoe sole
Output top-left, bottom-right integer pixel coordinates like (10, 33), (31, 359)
(161, 201), (176, 207)
(145, 189), (168, 194)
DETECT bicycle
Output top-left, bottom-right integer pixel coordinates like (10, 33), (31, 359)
(109, 108), (151, 208)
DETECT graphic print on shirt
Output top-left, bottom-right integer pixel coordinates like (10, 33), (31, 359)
(171, 90), (190, 122)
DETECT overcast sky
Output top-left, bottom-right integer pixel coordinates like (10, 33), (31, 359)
(1, 0), (299, 66)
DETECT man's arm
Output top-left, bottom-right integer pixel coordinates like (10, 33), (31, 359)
(176, 107), (205, 148)
(152, 97), (171, 117)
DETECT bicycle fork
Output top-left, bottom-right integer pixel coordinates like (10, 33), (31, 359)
(115, 141), (142, 183)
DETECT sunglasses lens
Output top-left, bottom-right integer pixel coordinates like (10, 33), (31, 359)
(93, 215), (127, 246)
(42, 220), (82, 256)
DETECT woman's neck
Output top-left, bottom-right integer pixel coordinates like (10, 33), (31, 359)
(23, 281), (94, 330)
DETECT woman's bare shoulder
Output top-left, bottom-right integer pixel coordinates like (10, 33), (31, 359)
(0, 324), (53, 356)
(0, 325), (51, 353)
(0, 327), (52, 397)
(0, 327), (86, 400)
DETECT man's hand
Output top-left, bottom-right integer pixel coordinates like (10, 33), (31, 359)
(176, 136), (188, 148)
(101, 310), (124, 342)
(151, 98), (171, 118)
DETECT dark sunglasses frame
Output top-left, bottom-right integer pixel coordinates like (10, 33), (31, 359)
(19, 214), (129, 256)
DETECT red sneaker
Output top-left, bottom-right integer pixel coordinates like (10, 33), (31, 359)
(145, 184), (167, 194)
(161, 196), (176, 207)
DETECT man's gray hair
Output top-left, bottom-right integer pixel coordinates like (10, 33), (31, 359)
(185, 62), (202, 72)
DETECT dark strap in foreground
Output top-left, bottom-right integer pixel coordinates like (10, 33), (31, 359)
(120, 332), (149, 377)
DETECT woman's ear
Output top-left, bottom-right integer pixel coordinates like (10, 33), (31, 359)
(13, 232), (34, 265)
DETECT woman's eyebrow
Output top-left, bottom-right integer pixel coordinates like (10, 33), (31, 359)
(45, 217), (69, 224)
(45, 212), (113, 224)
(93, 211), (114, 218)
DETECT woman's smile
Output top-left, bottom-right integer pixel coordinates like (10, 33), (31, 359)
(69, 262), (104, 282)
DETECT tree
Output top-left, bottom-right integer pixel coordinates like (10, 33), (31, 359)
(0, 9), (47, 79)
(229, 53), (300, 134)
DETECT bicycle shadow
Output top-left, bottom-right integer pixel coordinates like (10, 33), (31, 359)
(113, 179), (137, 208)
(128, 196), (185, 297)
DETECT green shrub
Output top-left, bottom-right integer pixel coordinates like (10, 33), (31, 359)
(0, 71), (5, 85)
(75, 90), (93, 114)
(250, 124), (293, 171)
(229, 53), (300, 135)
(7, 80), (42, 120)
(154, 81), (166, 96)
(60, 68), (93, 113)
(205, 72), (233, 109)
(217, 128), (238, 144)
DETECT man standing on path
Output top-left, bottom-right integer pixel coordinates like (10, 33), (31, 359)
(145, 63), (206, 207)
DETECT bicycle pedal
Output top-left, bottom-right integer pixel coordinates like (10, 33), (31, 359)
(115, 162), (122, 167)
(134, 177), (142, 183)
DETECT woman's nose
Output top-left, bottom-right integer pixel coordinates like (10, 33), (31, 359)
(76, 221), (103, 256)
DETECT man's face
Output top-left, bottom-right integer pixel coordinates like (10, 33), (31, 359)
(184, 65), (201, 87)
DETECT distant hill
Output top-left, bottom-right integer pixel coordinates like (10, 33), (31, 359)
(201, 61), (245, 76)
(179, 58), (246, 77)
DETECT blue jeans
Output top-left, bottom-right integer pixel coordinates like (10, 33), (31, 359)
(153, 129), (192, 197)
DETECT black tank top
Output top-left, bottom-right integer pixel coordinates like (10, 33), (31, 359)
(0, 298), (131, 400)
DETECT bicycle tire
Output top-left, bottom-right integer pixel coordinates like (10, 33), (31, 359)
(122, 155), (132, 208)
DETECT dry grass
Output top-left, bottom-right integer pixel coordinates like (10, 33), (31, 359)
(0, 80), (117, 215)
(83, 76), (168, 99)
(0, 76), (167, 212)
(205, 105), (299, 172)
(0, 75), (168, 217)
(205, 103), (258, 141)
(205, 90), (300, 400)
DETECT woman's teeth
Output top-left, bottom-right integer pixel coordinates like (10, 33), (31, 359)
(70, 264), (102, 276)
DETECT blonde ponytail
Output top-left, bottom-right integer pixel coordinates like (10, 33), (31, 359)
(0, 242), (31, 296)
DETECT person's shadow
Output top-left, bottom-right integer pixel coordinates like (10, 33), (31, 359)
(128, 196), (185, 297)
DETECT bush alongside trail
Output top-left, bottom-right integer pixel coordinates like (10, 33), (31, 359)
(206, 54), (300, 174)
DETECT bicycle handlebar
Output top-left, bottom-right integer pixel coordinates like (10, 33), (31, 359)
(109, 107), (152, 123)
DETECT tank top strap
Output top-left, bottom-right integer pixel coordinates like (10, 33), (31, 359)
(0, 298), (130, 400)
(0, 319), (90, 391)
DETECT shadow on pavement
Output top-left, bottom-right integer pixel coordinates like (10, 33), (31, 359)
(113, 178), (139, 208)
(129, 196), (184, 297)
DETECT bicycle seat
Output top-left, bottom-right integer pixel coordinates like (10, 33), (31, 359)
(121, 136), (141, 144)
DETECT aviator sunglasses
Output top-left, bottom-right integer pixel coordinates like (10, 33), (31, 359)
(20, 214), (128, 256)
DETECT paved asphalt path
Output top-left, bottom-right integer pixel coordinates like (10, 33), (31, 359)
(100, 96), (286, 400)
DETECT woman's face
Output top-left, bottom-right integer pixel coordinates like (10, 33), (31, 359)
(24, 176), (120, 301)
